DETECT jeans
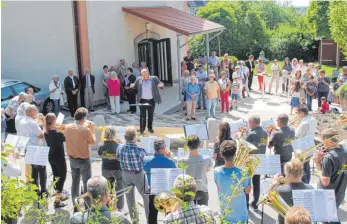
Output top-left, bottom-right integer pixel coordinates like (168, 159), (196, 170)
(198, 84), (206, 108)
(31, 165), (47, 192)
(318, 91), (329, 107)
(206, 98), (217, 118)
(248, 71), (254, 90)
(109, 95), (120, 114)
(306, 94), (313, 111)
(52, 99), (60, 116)
(69, 157), (92, 208)
(301, 161), (311, 184)
(102, 169), (124, 210)
(220, 90), (230, 112)
(194, 191), (209, 206)
(246, 175), (260, 208)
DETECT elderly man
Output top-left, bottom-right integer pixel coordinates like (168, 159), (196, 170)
(205, 71), (220, 119)
(208, 51), (219, 79)
(5, 92), (27, 133)
(18, 104), (46, 195)
(64, 107), (95, 211)
(134, 69), (164, 134)
(196, 64), (208, 110)
(70, 176), (130, 224)
(116, 126), (149, 223)
(269, 113), (295, 173)
(314, 128), (347, 223)
(117, 59), (127, 81)
(295, 104), (317, 184)
(144, 138), (176, 224)
(131, 62), (140, 77)
(82, 68), (95, 112)
(163, 174), (215, 224)
(64, 69), (79, 117)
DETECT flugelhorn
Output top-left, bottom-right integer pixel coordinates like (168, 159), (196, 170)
(154, 191), (181, 214)
(74, 185), (133, 213)
(296, 135), (342, 163)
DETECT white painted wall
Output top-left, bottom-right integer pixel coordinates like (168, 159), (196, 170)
(1, 1), (77, 90)
(86, 1), (187, 101)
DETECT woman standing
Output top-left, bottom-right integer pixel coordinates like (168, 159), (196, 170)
(220, 54), (230, 78)
(49, 75), (62, 116)
(44, 113), (68, 208)
(107, 72), (121, 114)
(268, 59), (281, 95)
(291, 58), (300, 75)
(185, 76), (200, 121)
(213, 122), (233, 167)
(218, 71), (231, 113)
(124, 68), (137, 114)
(97, 126), (124, 211)
(102, 65), (111, 108)
(256, 59), (266, 91)
(282, 58), (292, 93)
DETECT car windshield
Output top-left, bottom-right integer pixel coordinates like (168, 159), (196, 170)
(1, 87), (14, 101)
(12, 82), (30, 94)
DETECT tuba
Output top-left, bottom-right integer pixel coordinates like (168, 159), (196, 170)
(153, 191), (182, 214)
(234, 139), (260, 176)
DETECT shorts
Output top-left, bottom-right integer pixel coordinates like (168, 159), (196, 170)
(290, 97), (300, 107)
(232, 94), (239, 101)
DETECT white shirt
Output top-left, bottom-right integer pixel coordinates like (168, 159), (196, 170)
(232, 72), (243, 87)
(271, 64), (281, 75)
(49, 80), (61, 100)
(69, 75), (76, 89)
(18, 116), (43, 146)
(295, 115), (317, 139)
(218, 78), (230, 90)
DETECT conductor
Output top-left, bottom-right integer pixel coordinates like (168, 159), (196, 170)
(134, 69), (164, 134)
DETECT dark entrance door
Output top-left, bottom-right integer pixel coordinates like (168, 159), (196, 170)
(138, 38), (172, 86)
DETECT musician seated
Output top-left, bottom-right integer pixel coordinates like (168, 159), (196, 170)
(163, 174), (215, 224)
(70, 176), (130, 224)
(275, 159), (313, 224)
(285, 206), (312, 224)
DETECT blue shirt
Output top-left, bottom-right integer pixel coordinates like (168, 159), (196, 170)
(142, 79), (153, 99)
(185, 83), (200, 101)
(144, 154), (176, 186)
(196, 70), (207, 85)
(317, 76), (330, 92)
(208, 56), (219, 66)
(214, 166), (250, 223)
(116, 142), (147, 172)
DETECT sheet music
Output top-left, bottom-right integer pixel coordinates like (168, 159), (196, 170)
(255, 154), (281, 175)
(115, 126), (125, 142)
(184, 124), (208, 140)
(56, 112), (65, 124)
(140, 136), (171, 154)
(199, 148), (214, 158)
(16, 136), (30, 153)
(262, 119), (275, 129)
(150, 168), (183, 194)
(25, 145), (49, 166)
(291, 135), (315, 157)
(5, 134), (19, 147)
(292, 189), (338, 222)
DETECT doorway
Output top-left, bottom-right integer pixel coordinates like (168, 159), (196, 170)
(138, 38), (172, 86)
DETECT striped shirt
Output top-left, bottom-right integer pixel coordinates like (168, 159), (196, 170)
(231, 82), (240, 95)
(116, 142), (147, 172)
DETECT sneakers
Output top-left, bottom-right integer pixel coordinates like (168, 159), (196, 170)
(250, 202), (259, 210)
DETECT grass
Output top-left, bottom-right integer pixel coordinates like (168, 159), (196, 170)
(264, 61), (337, 77)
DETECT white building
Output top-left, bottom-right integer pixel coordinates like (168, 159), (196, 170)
(2, 1), (223, 104)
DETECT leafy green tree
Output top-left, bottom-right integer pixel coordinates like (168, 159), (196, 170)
(306, 1), (330, 38)
(329, 0), (347, 58)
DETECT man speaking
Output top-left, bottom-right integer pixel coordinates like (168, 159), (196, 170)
(134, 69), (163, 134)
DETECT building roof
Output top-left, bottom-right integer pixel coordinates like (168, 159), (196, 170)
(187, 0), (207, 8)
(122, 6), (224, 36)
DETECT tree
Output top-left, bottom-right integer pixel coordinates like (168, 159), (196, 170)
(306, 1), (330, 38)
(329, 0), (347, 58)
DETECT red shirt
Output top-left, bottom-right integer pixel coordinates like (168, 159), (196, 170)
(107, 78), (121, 96)
(321, 102), (329, 113)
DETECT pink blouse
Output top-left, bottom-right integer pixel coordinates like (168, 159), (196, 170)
(107, 78), (121, 96)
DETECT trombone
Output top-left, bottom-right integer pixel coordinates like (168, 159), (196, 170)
(74, 185), (133, 213)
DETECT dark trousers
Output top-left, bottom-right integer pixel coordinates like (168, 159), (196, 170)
(194, 191), (209, 206)
(248, 71), (254, 90)
(5, 114), (16, 133)
(318, 91), (329, 107)
(139, 98), (155, 132)
(49, 158), (67, 193)
(306, 94), (313, 111)
(66, 91), (78, 117)
(127, 93), (137, 113)
(246, 175), (260, 208)
(301, 161), (311, 184)
(148, 195), (158, 224)
(31, 165), (47, 192)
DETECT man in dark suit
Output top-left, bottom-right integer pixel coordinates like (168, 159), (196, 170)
(246, 55), (255, 91)
(82, 68), (95, 112)
(64, 69), (79, 117)
(134, 69), (164, 134)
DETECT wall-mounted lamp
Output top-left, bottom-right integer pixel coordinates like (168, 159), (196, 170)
(145, 22), (151, 32)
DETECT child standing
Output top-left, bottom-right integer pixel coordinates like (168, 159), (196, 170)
(290, 81), (301, 114)
(231, 81), (240, 110)
(1, 108), (8, 142)
(305, 76), (317, 111)
(320, 97), (330, 113)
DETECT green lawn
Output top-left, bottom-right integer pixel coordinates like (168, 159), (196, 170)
(264, 61), (337, 77)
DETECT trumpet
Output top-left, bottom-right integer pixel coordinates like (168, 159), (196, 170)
(74, 185), (133, 213)
(266, 125), (279, 135)
(296, 135), (342, 163)
(154, 191), (182, 214)
(289, 116), (300, 128)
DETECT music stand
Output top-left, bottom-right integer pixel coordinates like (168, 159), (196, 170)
(259, 175), (273, 224)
